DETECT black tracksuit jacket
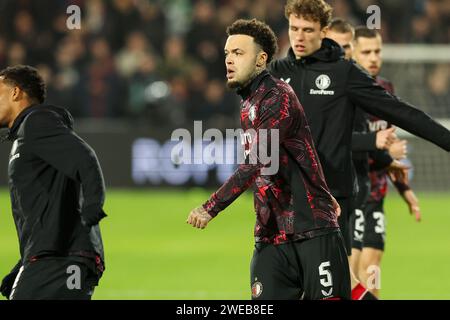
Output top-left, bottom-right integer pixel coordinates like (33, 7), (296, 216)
(269, 38), (450, 198)
(6, 104), (106, 273)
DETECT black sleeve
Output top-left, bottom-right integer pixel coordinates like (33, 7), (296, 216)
(25, 111), (107, 227)
(0, 260), (21, 299)
(347, 62), (450, 152)
(369, 149), (393, 171)
(352, 131), (377, 152)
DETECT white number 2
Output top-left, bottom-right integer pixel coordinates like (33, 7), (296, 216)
(355, 209), (365, 232)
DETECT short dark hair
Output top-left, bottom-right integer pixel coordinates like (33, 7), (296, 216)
(354, 26), (380, 42)
(329, 18), (355, 36)
(285, 0), (333, 29)
(0, 65), (46, 104)
(226, 19), (278, 64)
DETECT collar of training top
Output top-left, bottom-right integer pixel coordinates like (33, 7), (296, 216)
(287, 38), (344, 64)
(237, 69), (270, 100)
(7, 104), (74, 140)
(8, 103), (41, 140)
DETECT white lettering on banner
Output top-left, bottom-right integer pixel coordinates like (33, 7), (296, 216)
(132, 138), (236, 186)
(170, 121), (279, 175)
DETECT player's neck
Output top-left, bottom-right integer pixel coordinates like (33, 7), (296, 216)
(241, 68), (265, 89)
(8, 101), (36, 128)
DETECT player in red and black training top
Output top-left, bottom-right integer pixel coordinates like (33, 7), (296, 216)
(187, 19), (351, 300)
(350, 27), (422, 298)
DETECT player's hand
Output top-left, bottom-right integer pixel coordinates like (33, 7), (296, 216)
(376, 127), (397, 150)
(331, 195), (341, 218)
(0, 263), (21, 299)
(388, 139), (408, 160)
(388, 160), (410, 185)
(0, 274), (14, 299)
(402, 189), (421, 222)
(187, 206), (213, 229)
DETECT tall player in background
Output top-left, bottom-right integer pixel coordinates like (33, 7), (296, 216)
(326, 18), (400, 162)
(326, 18), (354, 60)
(350, 27), (421, 298)
(325, 17), (410, 300)
(326, 20), (413, 298)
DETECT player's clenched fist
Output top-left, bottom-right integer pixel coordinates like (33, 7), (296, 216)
(187, 206), (213, 229)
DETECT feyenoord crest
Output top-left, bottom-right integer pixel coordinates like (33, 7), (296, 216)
(248, 105), (257, 123)
(315, 74), (331, 90)
(251, 280), (263, 298)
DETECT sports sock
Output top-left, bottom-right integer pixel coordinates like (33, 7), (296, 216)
(351, 283), (378, 300)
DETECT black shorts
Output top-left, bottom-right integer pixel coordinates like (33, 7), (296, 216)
(250, 230), (351, 300)
(351, 207), (365, 250)
(352, 200), (386, 251)
(336, 197), (352, 255)
(9, 257), (99, 300)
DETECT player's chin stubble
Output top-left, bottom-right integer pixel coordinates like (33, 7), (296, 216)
(226, 79), (241, 89)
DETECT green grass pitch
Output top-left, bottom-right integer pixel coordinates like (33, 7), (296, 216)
(1, 189), (449, 300)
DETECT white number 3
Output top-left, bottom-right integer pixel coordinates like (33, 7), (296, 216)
(373, 211), (385, 234)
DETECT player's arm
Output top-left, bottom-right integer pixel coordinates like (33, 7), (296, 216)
(387, 166), (421, 222)
(368, 147), (417, 220)
(187, 89), (296, 229)
(388, 138), (408, 160)
(347, 62), (450, 152)
(352, 127), (398, 152)
(25, 111), (107, 227)
(368, 149), (394, 171)
(352, 107), (396, 152)
(352, 131), (377, 152)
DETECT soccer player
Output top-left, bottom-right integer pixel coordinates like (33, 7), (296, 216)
(350, 27), (421, 298)
(325, 18), (401, 169)
(326, 20), (411, 298)
(0, 65), (106, 300)
(326, 18), (354, 60)
(268, 0), (450, 299)
(187, 19), (351, 300)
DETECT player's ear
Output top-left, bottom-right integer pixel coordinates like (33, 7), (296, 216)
(257, 51), (268, 68)
(11, 86), (21, 102)
(320, 26), (329, 40)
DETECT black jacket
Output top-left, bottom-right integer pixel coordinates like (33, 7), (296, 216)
(269, 38), (450, 197)
(6, 104), (106, 270)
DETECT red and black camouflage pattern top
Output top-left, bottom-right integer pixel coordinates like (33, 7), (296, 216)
(367, 77), (410, 202)
(203, 70), (339, 245)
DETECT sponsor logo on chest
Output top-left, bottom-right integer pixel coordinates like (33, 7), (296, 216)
(242, 100), (257, 124)
(248, 105), (257, 123)
(310, 74), (335, 95)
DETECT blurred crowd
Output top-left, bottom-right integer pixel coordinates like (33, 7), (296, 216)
(0, 0), (448, 127)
